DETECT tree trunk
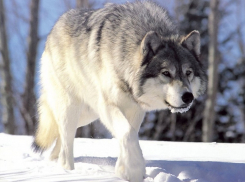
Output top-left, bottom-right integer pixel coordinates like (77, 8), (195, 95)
(0, 0), (15, 134)
(76, 0), (89, 8)
(22, 0), (40, 135)
(202, 0), (219, 142)
(170, 113), (176, 141)
(235, 0), (245, 142)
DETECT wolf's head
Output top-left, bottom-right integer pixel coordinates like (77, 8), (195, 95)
(135, 30), (207, 113)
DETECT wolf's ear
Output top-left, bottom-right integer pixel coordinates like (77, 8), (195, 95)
(181, 30), (200, 56)
(140, 31), (162, 65)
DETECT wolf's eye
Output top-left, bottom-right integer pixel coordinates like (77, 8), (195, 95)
(162, 71), (171, 77)
(186, 70), (192, 76)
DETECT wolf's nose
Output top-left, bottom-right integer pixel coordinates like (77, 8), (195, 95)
(182, 92), (194, 104)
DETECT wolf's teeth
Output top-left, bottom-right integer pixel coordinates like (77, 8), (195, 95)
(168, 101), (193, 113)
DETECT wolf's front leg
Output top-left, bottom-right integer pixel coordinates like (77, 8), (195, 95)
(115, 129), (145, 182)
(99, 103), (145, 182)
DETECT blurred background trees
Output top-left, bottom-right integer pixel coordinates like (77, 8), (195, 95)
(0, 0), (244, 143)
(0, 0), (15, 134)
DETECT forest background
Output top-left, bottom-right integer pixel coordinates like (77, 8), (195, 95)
(0, 0), (244, 143)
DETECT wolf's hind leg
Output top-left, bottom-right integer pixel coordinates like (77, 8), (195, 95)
(50, 96), (81, 170)
(50, 137), (61, 161)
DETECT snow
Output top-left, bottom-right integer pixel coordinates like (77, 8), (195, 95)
(1, 133), (245, 182)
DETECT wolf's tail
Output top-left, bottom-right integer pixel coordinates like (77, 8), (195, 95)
(32, 94), (59, 153)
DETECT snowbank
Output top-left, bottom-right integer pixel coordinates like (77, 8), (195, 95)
(0, 133), (245, 182)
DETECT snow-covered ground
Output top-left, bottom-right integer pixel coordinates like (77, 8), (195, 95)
(0, 133), (245, 182)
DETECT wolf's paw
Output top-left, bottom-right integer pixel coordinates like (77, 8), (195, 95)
(58, 159), (74, 170)
(58, 153), (75, 170)
(115, 156), (145, 182)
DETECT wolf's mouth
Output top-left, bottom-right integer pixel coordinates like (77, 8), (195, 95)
(165, 101), (193, 113)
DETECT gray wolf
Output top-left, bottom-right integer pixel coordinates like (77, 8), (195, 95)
(32, 1), (207, 182)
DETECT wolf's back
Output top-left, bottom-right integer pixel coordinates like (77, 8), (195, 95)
(53, 1), (178, 56)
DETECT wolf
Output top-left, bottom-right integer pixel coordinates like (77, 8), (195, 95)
(33, 1), (207, 182)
